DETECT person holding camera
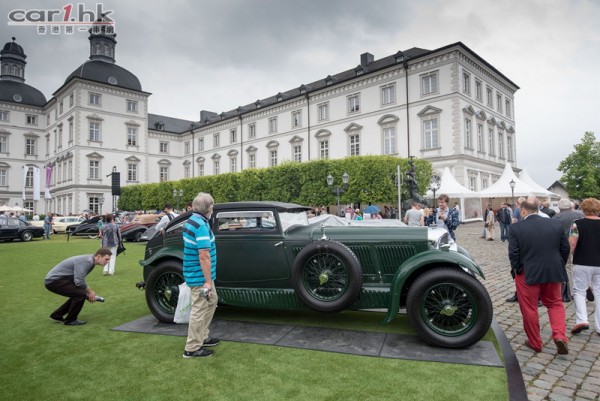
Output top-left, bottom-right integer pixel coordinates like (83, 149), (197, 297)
(428, 194), (459, 241)
(508, 200), (570, 354)
(182, 192), (220, 359)
(44, 247), (112, 325)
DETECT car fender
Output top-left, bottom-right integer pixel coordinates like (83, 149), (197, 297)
(382, 250), (485, 324)
(139, 247), (183, 278)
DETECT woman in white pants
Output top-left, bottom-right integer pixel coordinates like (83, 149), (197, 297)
(99, 213), (121, 276)
(569, 198), (600, 334)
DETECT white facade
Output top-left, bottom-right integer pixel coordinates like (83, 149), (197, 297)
(0, 36), (518, 215)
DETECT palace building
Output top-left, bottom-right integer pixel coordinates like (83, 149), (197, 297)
(0, 26), (518, 214)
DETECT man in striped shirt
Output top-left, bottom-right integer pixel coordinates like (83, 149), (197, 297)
(182, 192), (219, 359)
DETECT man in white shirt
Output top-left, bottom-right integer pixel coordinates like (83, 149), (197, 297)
(155, 204), (179, 234)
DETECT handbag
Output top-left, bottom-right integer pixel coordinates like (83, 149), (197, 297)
(174, 283), (192, 324)
(116, 240), (126, 256)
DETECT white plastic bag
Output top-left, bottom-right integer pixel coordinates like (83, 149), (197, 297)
(174, 282), (192, 324)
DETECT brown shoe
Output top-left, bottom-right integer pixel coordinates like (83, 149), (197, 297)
(554, 339), (568, 355)
(524, 340), (541, 353)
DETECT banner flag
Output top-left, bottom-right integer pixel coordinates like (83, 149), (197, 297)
(45, 165), (53, 200)
(33, 166), (40, 201)
(22, 166), (29, 200)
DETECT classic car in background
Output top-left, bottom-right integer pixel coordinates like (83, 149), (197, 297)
(138, 202), (493, 349)
(120, 214), (160, 242)
(0, 216), (45, 241)
(51, 216), (85, 234)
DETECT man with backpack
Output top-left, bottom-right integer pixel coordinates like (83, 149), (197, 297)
(155, 204), (179, 235)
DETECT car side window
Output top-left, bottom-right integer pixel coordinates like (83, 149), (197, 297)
(216, 211), (278, 233)
(0, 217), (6, 226)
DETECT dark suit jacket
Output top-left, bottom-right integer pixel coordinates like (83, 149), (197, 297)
(508, 214), (569, 285)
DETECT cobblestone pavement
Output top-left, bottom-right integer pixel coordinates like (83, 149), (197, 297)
(457, 222), (600, 401)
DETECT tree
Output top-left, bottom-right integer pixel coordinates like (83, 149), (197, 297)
(557, 131), (600, 199)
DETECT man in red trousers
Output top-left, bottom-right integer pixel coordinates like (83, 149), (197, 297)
(508, 200), (570, 354)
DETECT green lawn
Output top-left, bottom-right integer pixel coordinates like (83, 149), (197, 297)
(0, 235), (508, 401)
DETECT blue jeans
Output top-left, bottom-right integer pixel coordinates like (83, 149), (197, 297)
(500, 223), (510, 241)
(44, 224), (51, 239)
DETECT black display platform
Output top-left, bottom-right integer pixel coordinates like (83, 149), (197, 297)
(113, 315), (503, 367)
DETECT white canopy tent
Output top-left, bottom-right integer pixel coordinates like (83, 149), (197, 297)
(425, 167), (482, 222)
(518, 168), (558, 199)
(477, 163), (544, 198)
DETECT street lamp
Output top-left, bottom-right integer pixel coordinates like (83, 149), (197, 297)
(173, 189), (183, 211)
(99, 196), (104, 215)
(327, 172), (349, 216)
(509, 179), (516, 207)
(429, 176), (441, 208)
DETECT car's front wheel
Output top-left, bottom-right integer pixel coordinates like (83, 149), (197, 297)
(145, 261), (184, 323)
(292, 240), (362, 313)
(406, 267), (493, 348)
(21, 231), (33, 242)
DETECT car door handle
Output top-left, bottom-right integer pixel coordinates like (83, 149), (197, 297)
(274, 241), (283, 247)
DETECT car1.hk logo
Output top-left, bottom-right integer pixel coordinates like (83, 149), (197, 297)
(7, 3), (115, 35)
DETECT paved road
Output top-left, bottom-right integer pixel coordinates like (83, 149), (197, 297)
(456, 222), (600, 401)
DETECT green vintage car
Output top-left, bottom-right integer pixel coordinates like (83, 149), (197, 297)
(138, 201), (493, 348)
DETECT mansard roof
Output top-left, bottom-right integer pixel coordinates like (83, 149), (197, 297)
(148, 113), (195, 134)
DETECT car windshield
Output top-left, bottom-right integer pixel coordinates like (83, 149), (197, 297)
(279, 211), (309, 232)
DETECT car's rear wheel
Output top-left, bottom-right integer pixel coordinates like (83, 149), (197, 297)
(292, 240), (362, 313)
(88, 234), (99, 239)
(134, 231), (143, 242)
(21, 231), (33, 242)
(406, 267), (493, 348)
(145, 261), (184, 323)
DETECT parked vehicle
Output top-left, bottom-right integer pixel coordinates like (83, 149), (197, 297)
(139, 225), (159, 241)
(120, 214), (160, 242)
(0, 216), (45, 241)
(51, 216), (85, 234)
(138, 201), (493, 349)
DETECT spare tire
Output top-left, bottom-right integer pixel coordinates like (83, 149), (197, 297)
(292, 241), (362, 313)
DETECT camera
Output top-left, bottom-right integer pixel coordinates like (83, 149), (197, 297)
(95, 296), (105, 302)
(198, 288), (211, 297)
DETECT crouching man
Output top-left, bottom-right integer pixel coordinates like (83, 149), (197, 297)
(44, 247), (112, 325)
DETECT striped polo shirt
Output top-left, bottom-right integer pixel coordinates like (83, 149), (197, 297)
(182, 213), (217, 287)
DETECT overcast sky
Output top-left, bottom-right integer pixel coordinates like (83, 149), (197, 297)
(2, 0), (599, 187)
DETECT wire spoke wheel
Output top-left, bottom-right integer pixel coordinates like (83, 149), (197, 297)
(146, 262), (184, 322)
(302, 253), (349, 302)
(420, 282), (476, 336)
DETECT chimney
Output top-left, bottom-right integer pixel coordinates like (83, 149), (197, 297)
(360, 52), (374, 67)
(200, 110), (217, 121)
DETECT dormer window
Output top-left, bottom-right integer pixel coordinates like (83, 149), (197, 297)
(299, 85), (306, 94)
(155, 122), (165, 131)
(276, 92), (283, 102)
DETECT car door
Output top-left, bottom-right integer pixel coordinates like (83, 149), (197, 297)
(4, 218), (20, 239)
(213, 210), (290, 285)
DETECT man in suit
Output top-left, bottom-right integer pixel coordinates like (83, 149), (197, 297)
(508, 200), (570, 354)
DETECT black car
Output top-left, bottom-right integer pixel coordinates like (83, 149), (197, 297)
(0, 216), (45, 241)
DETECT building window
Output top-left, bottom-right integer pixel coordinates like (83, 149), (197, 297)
(505, 99), (512, 118)
(46, 136), (50, 156)
(249, 154), (256, 168)
(292, 110), (302, 128)
(0, 135), (7, 153)
(482, 178), (489, 189)
(184, 141), (190, 155)
(268, 117), (278, 134)
(0, 110), (9, 121)
(198, 137), (204, 151)
(89, 92), (101, 106)
(469, 176), (476, 191)
(230, 129), (237, 144)
(421, 71), (438, 95)
(26, 114), (38, 125)
(486, 86), (493, 107)
(248, 124), (256, 139)
(270, 150), (278, 167)
(0, 168), (6, 186)
(68, 120), (74, 143)
(213, 133), (220, 147)
(383, 126), (397, 155)
(497, 94), (503, 113)
(69, 92), (74, 107)
(498, 133), (504, 158)
(25, 169), (34, 187)
(318, 102), (329, 121)
(89, 160), (99, 179)
(89, 196), (100, 214)
(159, 166), (168, 182)
(159, 141), (169, 153)
(488, 128), (495, 156)
(127, 127), (137, 146)
(507, 136), (514, 161)
(381, 84), (396, 105)
(477, 123), (484, 152)
(89, 121), (101, 142)
(127, 163), (137, 181)
(464, 119), (472, 149)
(230, 157), (237, 173)
(182, 164), (189, 179)
(59, 101), (63, 114)
(475, 80), (482, 101)
(293, 145), (302, 162)
(463, 72), (471, 94)
(127, 100), (138, 113)
(347, 94), (360, 113)
(319, 139), (329, 160)
(198, 162), (204, 176)
(25, 138), (36, 155)
(46, 113), (50, 125)
(214, 160), (220, 175)
(423, 118), (439, 149)
(349, 134), (360, 156)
